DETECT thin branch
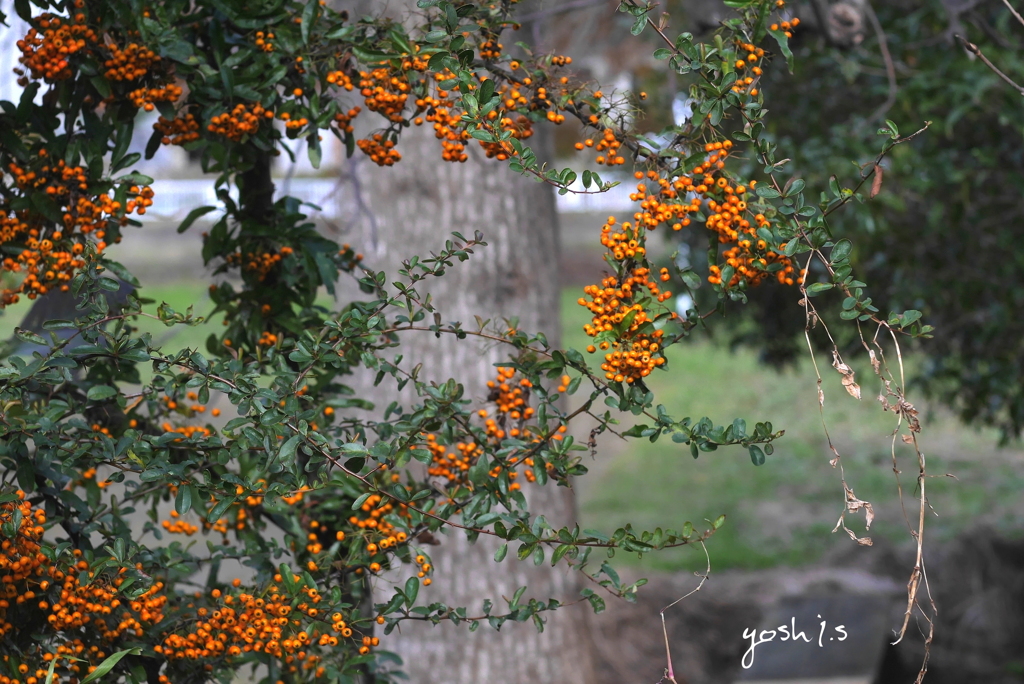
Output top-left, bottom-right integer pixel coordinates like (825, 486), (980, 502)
(658, 540), (710, 684)
(1003, 0), (1024, 29)
(955, 34), (1024, 95)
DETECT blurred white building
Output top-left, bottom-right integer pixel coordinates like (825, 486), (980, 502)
(0, 2), (32, 106)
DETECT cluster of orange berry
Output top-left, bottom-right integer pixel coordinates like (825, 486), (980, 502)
(574, 127), (628, 167)
(687, 142), (803, 287)
(15, 10), (95, 83)
(422, 367), (568, 489)
(480, 115), (535, 160)
(358, 67), (411, 124)
(412, 73), (470, 163)
(0, 494), (168, 684)
(478, 37), (503, 60)
(224, 246), (289, 281)
(325, 70), (355, 90)
(333, 106), (361, 134)
(77, 467), (112, 489)
(253, 30), (276, 52)
(0, 224), (85, 306)
(412, 554), (433, 586)
(159, 421), (214, 441)
(207, 103), (272, 142)
(155, 113), (201, 146)
(279, 110), (310, 132)
(730, 41), (767, 97)
(579, 265), (669, 383)
(770, 17), (799, 38)
(102, 41), (158, 81)
(1, 153), (151, 306)
(162, 509), (200, 535)
(628, 170), (698, 231)
(158, 582), (333, 678)
(127, 82), (183, 111)
(424, 434), (478, 486)
(356, 135), (401, 166)
(329, 44), (580, 166)
(346, 492), (409, 556)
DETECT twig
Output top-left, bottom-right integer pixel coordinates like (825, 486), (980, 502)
(658, 540), (710, 684)
(955, 34), (1024, 95)
(1003, 0), (1024, 29)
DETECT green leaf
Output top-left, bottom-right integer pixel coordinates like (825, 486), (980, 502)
(90, 75), (111, 99)
(404, 576), (419, 608)
(307, 133), (322, 169)
(208, 496), (236, 522)
(680, 269), (702, 290)
(177, 206), (217, 234)
(806, 282), (834, 296)
(87, 385), (118, 401)
(631, 13), (648, 35)
(551, 543), (571, 565)
(748, 444), (765, 466)
(784, 178), (805, 197)
(755, 184), (781, 199)
(494, 543), (508, 562)
(301, 0), (318, 44)
(44, 654), (58, 684)
(278, 434), (301, 463)
(830, 238), (853, 263)
(79, 648), (140, 684)
(14, 327), (46, 346)
(768, 26), (794, 71)
(175, 483), (192, 515)
(390, 28), (413, 55)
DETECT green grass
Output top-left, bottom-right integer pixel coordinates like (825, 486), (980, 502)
(4, 283), (1022, 573)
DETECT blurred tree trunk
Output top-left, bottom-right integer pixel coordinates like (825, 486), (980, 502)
(350, 121), (596, 682)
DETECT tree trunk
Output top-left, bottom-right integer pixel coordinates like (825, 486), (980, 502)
(347, 122), (597, 683)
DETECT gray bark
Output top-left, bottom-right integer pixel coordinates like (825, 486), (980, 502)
(344, 121), (597, 683)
